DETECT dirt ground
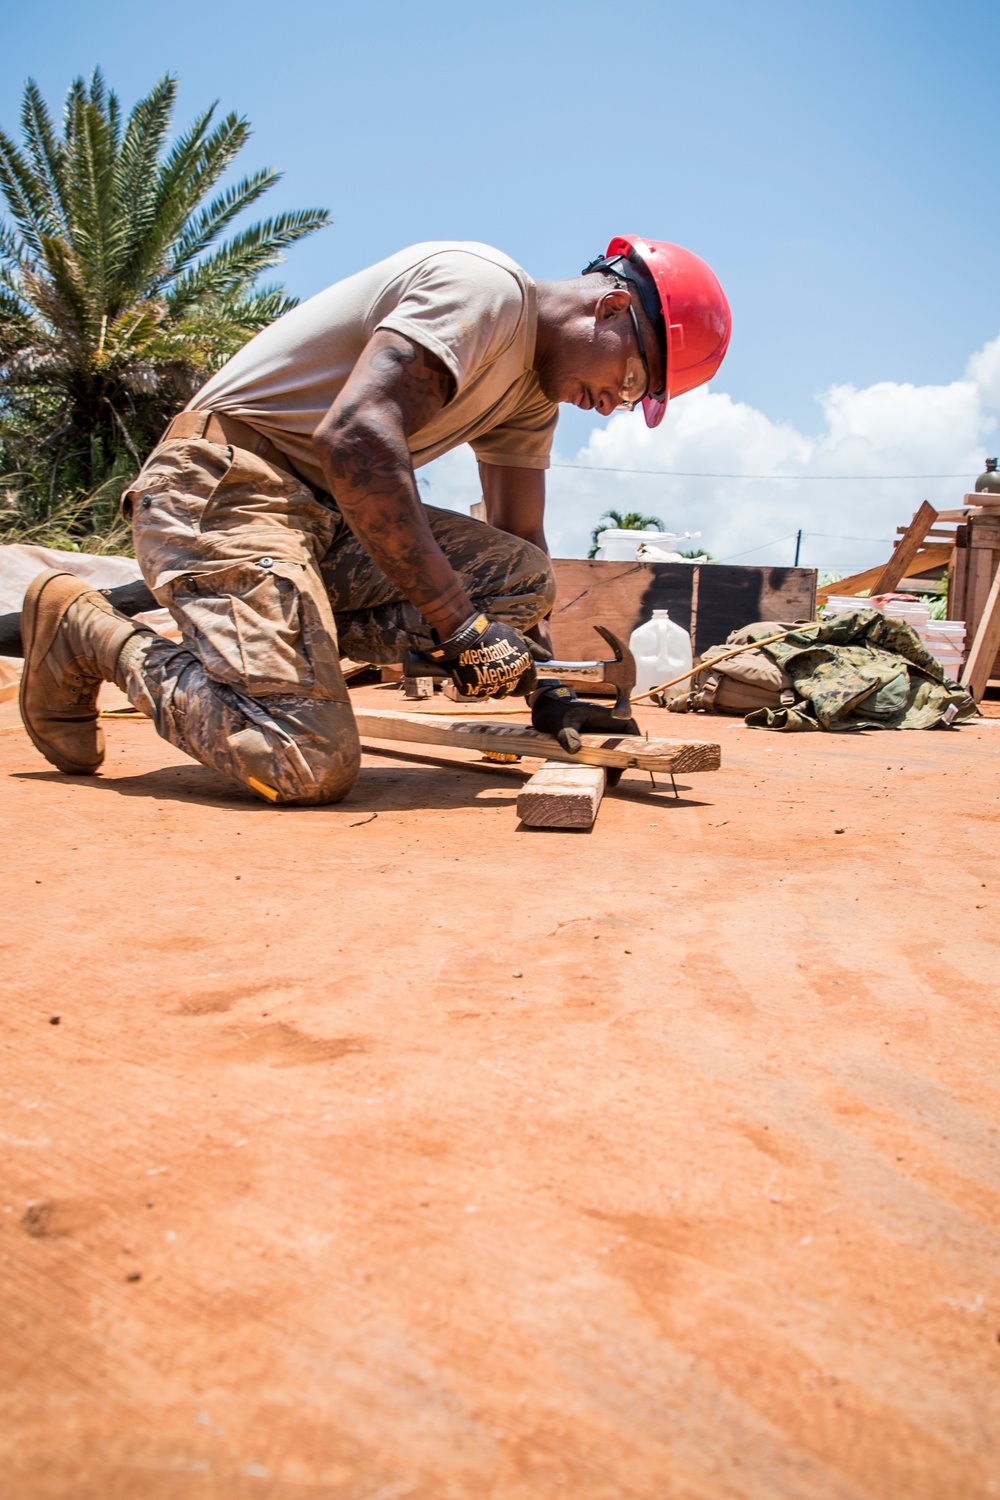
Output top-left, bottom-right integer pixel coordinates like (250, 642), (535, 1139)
(2, 681), (999, 1500)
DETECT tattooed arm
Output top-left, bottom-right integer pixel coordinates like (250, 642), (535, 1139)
(312, 329), (471, 638)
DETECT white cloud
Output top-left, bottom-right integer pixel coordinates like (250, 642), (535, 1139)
(422, 331), (1000, 572)
(966, 334), (1000, 409)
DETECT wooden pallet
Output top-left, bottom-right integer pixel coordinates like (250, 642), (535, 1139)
(816, 503), (955, 601)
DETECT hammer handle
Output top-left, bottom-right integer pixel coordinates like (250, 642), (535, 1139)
(402, 649), (606, 682)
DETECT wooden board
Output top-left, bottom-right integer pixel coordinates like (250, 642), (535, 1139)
(816, 564), (885, 599)
(967, 518), (1000, 547)
(817, 544), (954, 600)
(902, 544), (955, 578)
(947, 531), (968, 622)
(549, 558), (816, 661)
(966, 545), (995, 647)
(354, 708), (721, 774)
(945, 515), (1000, 680)
(339, 659), (374, 680)
(869, 502), (938, 596)
(961, 562), (1000, 701)
(517, 761), (606, 829)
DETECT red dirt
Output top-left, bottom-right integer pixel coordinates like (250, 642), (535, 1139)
(2, 684), (999, 1499)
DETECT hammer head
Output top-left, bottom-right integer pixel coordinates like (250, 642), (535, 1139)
(591, 625), (636, 719)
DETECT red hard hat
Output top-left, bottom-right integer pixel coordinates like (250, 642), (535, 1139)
(593, 235), (732, 427)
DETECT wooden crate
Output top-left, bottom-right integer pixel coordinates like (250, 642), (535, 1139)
(549, 559), (817, 662)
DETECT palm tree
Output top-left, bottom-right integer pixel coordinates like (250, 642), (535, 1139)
(588, 507), (665, 558)
(0, 69), (330, 545)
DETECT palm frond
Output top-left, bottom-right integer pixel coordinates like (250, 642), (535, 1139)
(0, 220), (30, 276)
(110, 76), (178, 282)
(61, 77), (87, 144)
(20, 80), (68, 233)
(63, 76), (119, 303)
(166, 209), (330, 313)
(153, 107), (242, 234)
(166, 168), (280, 277)
(22, 242), (92, 352)
(223, 282), (298, 326)
(0, 129), (51, 255)
(124, 107), (248, 292)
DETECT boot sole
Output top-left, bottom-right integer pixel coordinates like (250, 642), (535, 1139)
(19, 570), (104, 775)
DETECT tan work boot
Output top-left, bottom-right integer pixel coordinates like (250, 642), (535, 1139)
(19, 570), (144, 774)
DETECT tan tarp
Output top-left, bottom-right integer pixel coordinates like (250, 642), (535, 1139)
(0, 544), (175, 703)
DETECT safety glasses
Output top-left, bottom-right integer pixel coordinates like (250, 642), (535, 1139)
(616, 304), (651, 411)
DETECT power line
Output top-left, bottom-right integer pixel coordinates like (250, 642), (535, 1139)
(551, 462), (972, 480)
(806, 532), (894, 542)
(696, 530), (896, 562)
(714, 534), (799, 561)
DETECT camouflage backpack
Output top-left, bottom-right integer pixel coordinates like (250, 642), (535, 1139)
(665, 622), (804, 715)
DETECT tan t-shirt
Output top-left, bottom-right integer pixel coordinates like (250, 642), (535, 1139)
(189, 241), (558, 490)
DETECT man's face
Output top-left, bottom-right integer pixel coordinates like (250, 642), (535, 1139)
(536, 284), (664, 417)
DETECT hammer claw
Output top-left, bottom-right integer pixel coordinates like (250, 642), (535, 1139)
(593, 624), (628, 662)
(589, 625), (635, 719)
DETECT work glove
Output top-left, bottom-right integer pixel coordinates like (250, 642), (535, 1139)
(428, 612), (551, 700)
(530, 681), (639, 753)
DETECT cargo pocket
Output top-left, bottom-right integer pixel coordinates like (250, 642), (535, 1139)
(171, 558), (314, 695)
(123, 439), (235, 530)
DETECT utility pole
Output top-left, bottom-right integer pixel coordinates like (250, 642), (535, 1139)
(794, 529), (803, 567)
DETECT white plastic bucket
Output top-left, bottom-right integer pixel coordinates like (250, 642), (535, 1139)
(821, 596), (879, 616)
(595, 528), (680, 561)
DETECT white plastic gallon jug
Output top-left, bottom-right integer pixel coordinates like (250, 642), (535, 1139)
(629, 609), (693, 697)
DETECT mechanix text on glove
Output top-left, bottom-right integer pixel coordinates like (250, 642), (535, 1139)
(428, 613), (546, 700)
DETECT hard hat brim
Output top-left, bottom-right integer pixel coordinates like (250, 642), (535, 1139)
(641, 393), (667, 429)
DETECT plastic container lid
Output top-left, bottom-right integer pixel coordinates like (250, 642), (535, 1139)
(596, 528), (679, 545)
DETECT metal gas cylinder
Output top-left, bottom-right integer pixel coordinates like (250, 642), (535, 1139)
(974, 457), (1000, 494)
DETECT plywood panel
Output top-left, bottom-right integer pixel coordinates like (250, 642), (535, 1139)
(549, 559), (816, 662)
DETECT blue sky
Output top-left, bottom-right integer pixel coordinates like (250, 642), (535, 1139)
(4, 0), (1000, 568)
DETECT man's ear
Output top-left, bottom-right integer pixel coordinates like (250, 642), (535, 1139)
(595, 285), (632, 322)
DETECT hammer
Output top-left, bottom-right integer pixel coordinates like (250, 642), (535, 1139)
(403, 624), (637, 720)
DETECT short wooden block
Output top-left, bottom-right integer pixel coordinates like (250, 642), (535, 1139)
(517, 761), (606, 829)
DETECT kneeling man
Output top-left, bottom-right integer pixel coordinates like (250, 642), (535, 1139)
(20, 236), (730, 804)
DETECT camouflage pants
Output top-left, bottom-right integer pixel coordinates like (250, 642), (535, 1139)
(121, 437), (555, 805)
